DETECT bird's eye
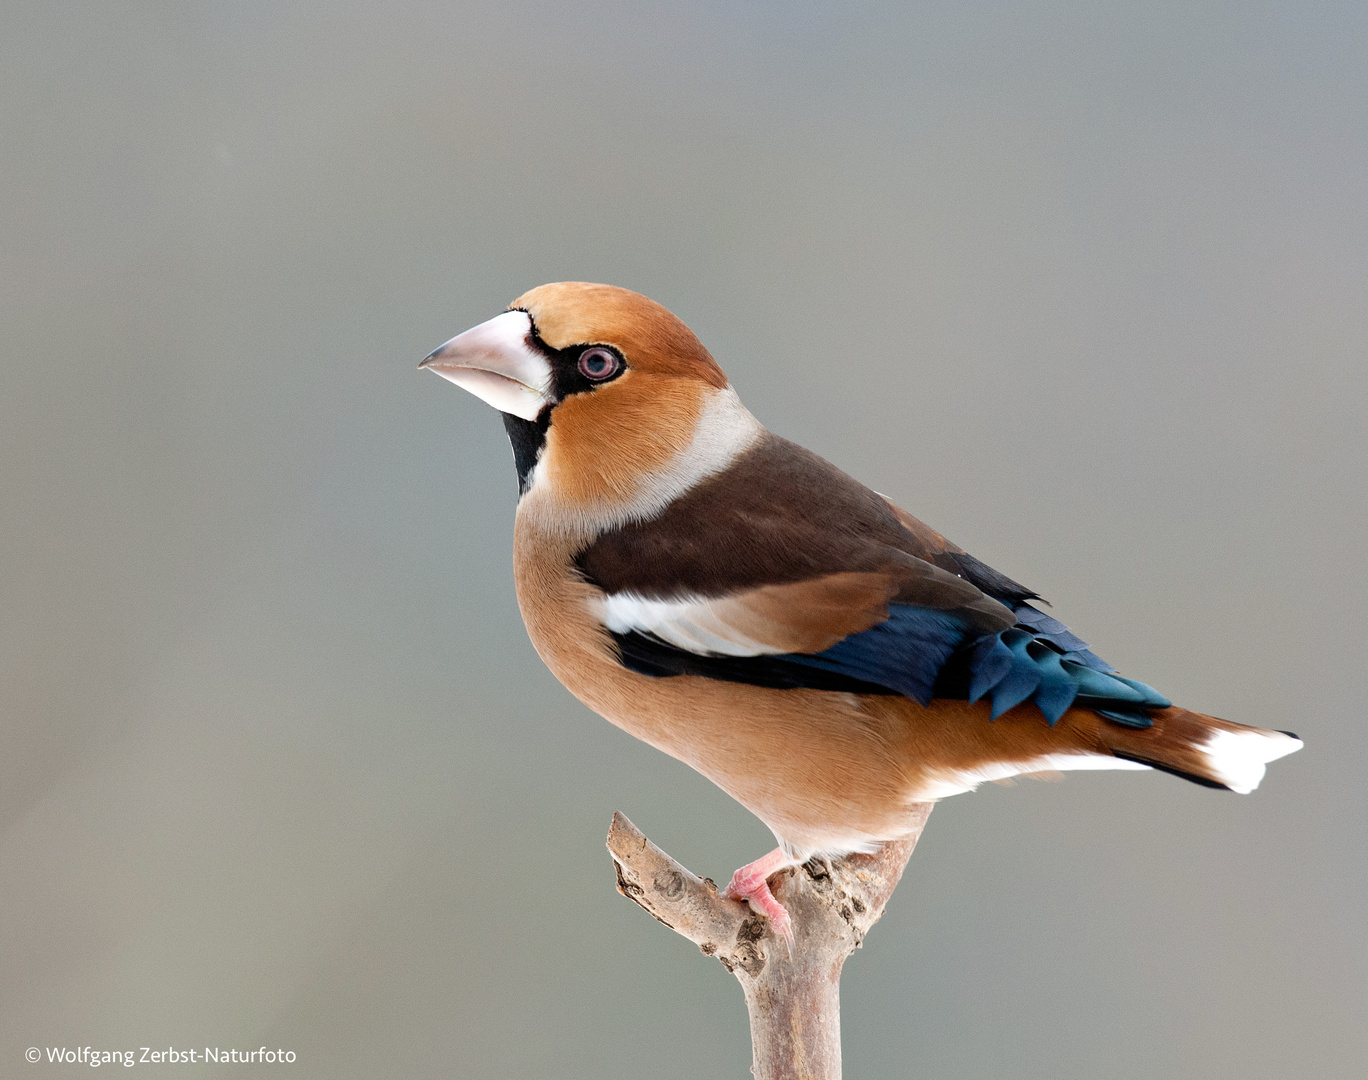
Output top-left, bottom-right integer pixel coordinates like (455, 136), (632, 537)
(577, 347), (621, 381)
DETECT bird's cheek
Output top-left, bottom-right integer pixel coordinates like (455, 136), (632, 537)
(541, 377), (706, 507)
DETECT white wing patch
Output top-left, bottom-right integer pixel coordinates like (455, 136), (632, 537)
(598, 592), (789, 657)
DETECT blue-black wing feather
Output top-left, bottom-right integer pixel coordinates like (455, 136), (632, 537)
(613, 599), (1169, 726)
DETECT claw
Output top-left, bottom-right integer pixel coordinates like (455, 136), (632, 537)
(722, 847), (795, 952)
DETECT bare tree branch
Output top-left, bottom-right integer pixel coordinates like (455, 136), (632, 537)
(607, 806), (932, 1080)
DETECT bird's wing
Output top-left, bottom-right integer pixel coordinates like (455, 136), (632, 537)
(578, 433), (1169, 723)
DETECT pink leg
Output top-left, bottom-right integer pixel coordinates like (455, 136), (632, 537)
(722, 847), (794, 947)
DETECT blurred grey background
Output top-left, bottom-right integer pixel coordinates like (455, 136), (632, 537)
(2, 2), (1364, 1077)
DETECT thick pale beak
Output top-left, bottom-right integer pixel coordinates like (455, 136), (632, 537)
(418, 310), (552, 421)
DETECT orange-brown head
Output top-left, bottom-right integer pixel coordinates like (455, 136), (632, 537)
(421, 283), (760, 528)
(511, 282), (727, 389)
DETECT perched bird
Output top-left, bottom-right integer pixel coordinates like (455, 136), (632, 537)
(421, 281), (1302, 940)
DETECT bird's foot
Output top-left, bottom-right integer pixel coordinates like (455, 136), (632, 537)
(722, 847), (794, 950)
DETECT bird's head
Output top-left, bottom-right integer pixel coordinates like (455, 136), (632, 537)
(421, 282), (762, 530)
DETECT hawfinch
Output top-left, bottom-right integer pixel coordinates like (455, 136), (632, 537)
(421, 282), (1302, 939)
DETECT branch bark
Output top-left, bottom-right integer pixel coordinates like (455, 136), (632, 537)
(606, 806), (932, 1080)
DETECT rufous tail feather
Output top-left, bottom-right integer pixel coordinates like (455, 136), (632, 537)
(1101, 706), (1301, 793)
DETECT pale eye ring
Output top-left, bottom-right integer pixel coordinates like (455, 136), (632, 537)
(577, 347), (621, 381)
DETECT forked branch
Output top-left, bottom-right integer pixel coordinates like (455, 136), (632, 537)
(606, 806), (932, 1080)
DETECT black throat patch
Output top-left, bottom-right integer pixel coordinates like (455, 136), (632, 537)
(502, 411), (551, 495)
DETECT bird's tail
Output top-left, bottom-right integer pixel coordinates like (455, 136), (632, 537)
(1099, 706), (1302, 793)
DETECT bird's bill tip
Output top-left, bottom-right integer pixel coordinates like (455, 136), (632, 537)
(419, 309), (552, 421)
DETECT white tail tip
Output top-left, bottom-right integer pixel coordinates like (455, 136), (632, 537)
(1203, 728), (1303, 794)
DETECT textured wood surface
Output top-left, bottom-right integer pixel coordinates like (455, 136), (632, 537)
(607, 807), (932, 1080)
